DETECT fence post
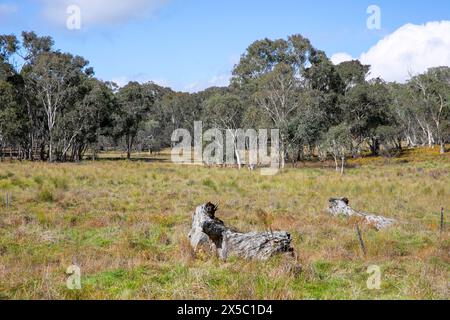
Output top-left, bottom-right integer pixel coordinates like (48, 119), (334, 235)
(355, 223), (367, 257)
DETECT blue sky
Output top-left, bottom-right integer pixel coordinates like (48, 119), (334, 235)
(1, 0), (450, 91)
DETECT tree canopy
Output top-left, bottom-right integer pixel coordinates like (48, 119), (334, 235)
(0, 31), (449, 163)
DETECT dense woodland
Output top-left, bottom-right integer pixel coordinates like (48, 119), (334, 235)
(0, 32), (449, 167)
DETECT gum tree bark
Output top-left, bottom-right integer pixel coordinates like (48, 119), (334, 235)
(188, 203), (293, 261)
(328, 198), (396, 230)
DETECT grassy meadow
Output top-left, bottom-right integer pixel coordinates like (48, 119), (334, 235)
(0, 148), (449, 299)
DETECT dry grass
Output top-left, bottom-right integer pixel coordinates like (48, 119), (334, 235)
(0, 147), (449, 299)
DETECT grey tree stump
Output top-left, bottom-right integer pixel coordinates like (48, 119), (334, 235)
(328, 198), (396, 230)
(188, 203), (293, 260)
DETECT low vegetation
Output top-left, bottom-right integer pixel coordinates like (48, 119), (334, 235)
(0, 148), (448, 299)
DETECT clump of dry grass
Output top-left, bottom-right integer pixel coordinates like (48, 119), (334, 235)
(0, 149), (449, 299)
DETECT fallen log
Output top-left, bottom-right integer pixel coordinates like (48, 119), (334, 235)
(328, 197), (396, 230)
(188, 202), (293, 260)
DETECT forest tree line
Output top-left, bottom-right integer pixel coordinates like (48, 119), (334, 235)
(0, 32), (449, 167)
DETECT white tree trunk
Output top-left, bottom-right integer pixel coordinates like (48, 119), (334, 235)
(328, 198), (396, 230)
(440, 140), (446, 154)
(333, 155), (339, 172)
(234, 144), (242, 169)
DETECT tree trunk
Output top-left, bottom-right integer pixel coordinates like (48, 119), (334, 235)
(40, 143), (46, 161)
(328, 198), (396, 230)
(126, 135), (133, 160)
(29, 133), (34, 161)
(333, 155), (339, 172)
(74, 146), (80, 162)
(396, 138), (402, 151)
(427, 127), (434, 148)
(189, 203), (294, 261)
(279, 138), (286, 169)
(48, 133), (53, 162)
(370, 138), (380, 156)
(440, 140), (446, 154)
(78, 144), (86, 161)
(233, 139), (242, 169)
(406, 135), (414, 148)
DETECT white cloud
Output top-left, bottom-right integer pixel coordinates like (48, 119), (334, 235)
(39, 0), (169, 26)
(0, 3), (18, 16)
(184, 74), (231, 93)
(331, 21), (450, 83)
(110, 74), (170, 88)
(330, 52), (354, 65)
(361, 21), (450, 82)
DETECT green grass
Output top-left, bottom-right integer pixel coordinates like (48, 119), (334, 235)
(0, 148), (449, 299)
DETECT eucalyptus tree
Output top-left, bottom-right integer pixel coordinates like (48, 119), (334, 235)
(232, 35), (351, 167)
(232, 35), (321, 167)
(288, 90), (329, 162)
(133, 84), (173, 150)
(22, 48), (94, 161)
(160, 91), (200, 136)
(135, 119), (164, 154)
(335, 60), (370, 94)
(388, 83), (420, 147)
(115, 82), (154, 159)
(253, 63), (300, 167)
(408, 67), (450, 153)
(0, 79), (27, 159)
(340, 78), (393, 156)
(299, 51), (344, 158)
(322, 123), (352, 174)
(19, 32), (55, 160)
(203, 93), (244, 167)
(61, 78), (117, 161)
(0, 34), (29, 159)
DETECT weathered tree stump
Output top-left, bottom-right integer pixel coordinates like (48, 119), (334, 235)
(188, 203), (293, 260)
(328, 198), (396, 230)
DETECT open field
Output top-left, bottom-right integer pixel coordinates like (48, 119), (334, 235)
(0, 148), (449, 299)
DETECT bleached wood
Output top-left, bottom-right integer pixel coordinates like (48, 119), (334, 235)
(328, 198), (396, 230)
(188, 203), (293, 260)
